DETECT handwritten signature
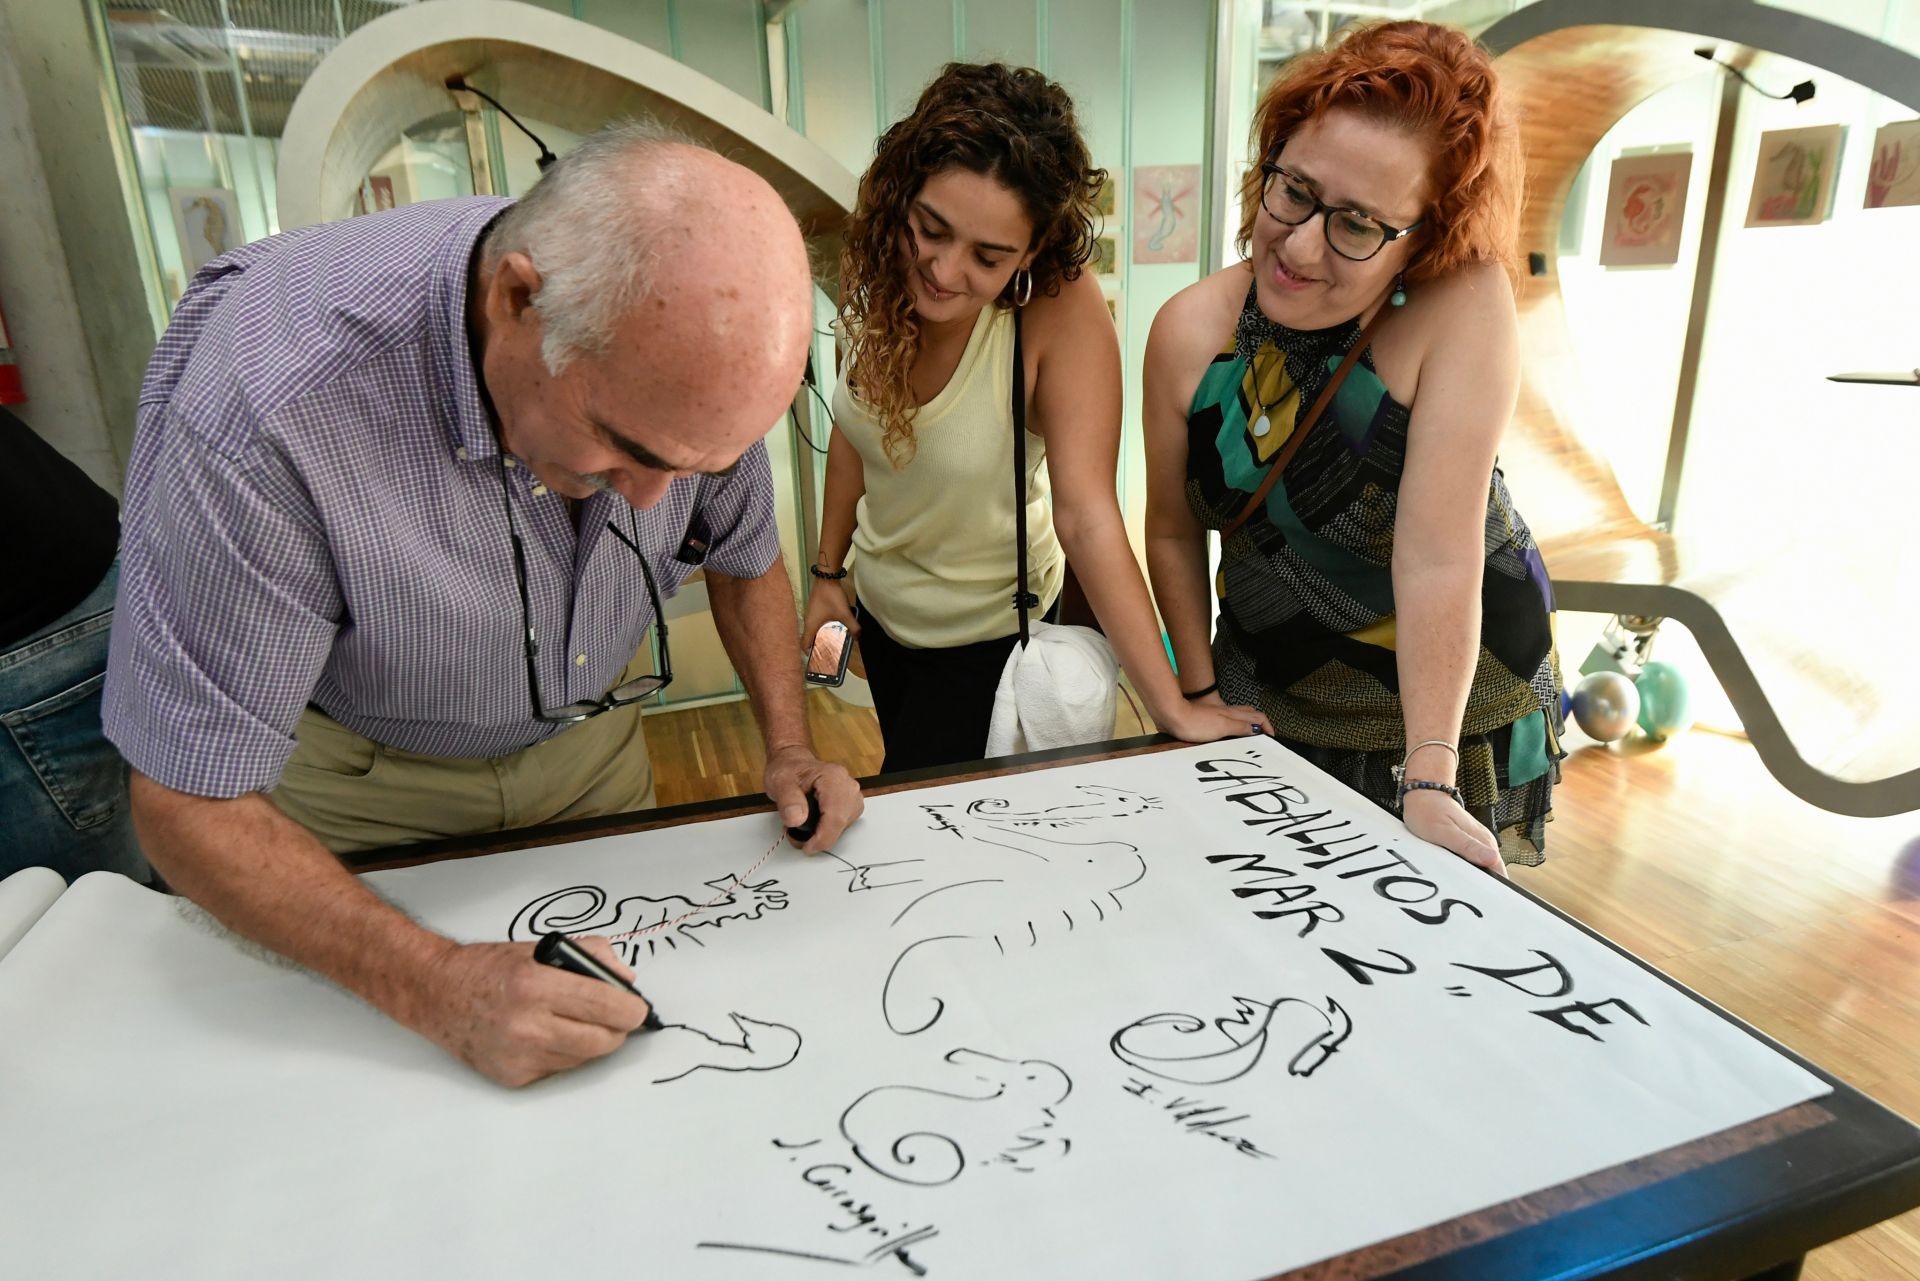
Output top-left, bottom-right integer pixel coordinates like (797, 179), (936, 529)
(1122, 1077), (1273, 1159)
(697, 1141), (941, 1275)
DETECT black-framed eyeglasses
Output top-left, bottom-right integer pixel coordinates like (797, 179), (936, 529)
(1259, 158), (1423, 262)
(498, 458), (672, 723)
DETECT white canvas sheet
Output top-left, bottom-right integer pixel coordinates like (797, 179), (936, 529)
(0, 865), (65, 963)
(0, 741), (1826, 1279)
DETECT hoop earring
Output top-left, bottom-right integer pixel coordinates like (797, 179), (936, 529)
(1013, 268), (1034, 307)
(1389, 272), (1408, 308)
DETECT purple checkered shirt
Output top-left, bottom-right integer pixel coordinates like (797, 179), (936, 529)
(104, 197), (781, 799)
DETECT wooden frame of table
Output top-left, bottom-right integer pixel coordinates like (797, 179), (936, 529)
(360, 735), (1920, 1281)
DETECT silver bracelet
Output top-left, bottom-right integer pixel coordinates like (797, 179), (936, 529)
(1391, 739), (1458, 786)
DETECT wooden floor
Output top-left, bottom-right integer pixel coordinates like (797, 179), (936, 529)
(642, 692), (1920, 1278)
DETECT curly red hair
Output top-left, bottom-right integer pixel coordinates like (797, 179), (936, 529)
(1237, 20), (1522, 284)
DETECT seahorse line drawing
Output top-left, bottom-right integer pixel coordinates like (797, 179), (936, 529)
(508, 875), (788, 963)
(642, 1013), (802, 1086)
(960, 785), (1163, 829)
(840, 1049), (1073, 1186)
(876, 785), (1157, 1035)
(1111, 994), (1353, 1086)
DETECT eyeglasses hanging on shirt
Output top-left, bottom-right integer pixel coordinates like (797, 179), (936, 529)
(792, 347), (832, 455)
(496, 455), (673, 723)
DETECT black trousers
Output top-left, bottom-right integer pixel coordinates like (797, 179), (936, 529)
(855, 597), (1058, 775)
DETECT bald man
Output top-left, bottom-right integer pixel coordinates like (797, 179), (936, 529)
(103, 123), (862, 1086)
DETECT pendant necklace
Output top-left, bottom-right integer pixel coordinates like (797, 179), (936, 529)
(1251, 363), (1302, 440)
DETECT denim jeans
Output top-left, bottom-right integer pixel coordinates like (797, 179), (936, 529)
(1, 561), (149, 884)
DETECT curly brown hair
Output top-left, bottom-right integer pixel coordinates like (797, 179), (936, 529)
(1236, 21), (1523, 286)
(839, 62), (1105, 465)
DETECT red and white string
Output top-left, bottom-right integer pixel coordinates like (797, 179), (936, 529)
(603, 831), (785, 944)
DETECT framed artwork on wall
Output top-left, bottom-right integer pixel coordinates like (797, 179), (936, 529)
(1093, 172), (1117, 218)
(1133, 164), (1200, 265)
(1092, 234), (1118, 277)
(354, 175), (398, 216)
(169, 187), (241, 274)
(1865, 119), (1920, 209)
(1598, 151), (1692, 267)
(1744, 124), (1844, 228)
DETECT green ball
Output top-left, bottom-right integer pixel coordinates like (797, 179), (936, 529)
(1634, 661), (1694, 740)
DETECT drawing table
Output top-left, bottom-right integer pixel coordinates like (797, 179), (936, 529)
(2, 735), (1917, 1281)
(359, 736), (1920, 1281)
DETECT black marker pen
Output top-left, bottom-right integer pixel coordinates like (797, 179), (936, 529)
(786, 789), (824, 843)
(534, 932), (664, 1032)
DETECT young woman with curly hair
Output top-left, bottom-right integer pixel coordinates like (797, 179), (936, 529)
(1144, 21), (1564, 873)
(804, 61), (1269, 772)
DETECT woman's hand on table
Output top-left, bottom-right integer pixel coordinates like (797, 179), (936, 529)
(1154, 691), (1274, 743)
(1401, 786), (1506, 878)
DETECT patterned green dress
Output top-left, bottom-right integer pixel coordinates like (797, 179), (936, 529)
(1187, 285), (1564, 863)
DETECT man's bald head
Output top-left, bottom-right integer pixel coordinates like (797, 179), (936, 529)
(472, 121), (815, 508)
(595, 145), (813, 431)
(481, 123), (811, 383)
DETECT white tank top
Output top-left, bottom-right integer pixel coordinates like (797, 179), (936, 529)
(834, 304), (1065, 650)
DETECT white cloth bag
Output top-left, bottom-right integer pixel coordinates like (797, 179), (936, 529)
(986, 620), (1119, 755)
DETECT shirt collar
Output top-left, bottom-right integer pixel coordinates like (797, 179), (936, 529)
(426, 197), (516, 463)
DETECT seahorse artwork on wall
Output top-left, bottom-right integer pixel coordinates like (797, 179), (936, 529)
(187, 195), (229, 258)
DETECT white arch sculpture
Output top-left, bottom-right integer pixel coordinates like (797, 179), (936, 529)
(275, 0), (856, 274)
(1481, 0), (1920, 817)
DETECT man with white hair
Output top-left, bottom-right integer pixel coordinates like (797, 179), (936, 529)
(103, 122), (863, 1086)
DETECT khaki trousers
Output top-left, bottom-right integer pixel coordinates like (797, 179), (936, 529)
(269, 701), (657, 856)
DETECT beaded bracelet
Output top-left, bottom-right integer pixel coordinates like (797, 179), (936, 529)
(1180, 682), (1219, 701)
(1396, 779), (1465, 813)
(809, 564), (848, 581)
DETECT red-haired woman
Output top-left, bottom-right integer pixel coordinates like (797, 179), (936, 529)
(1144, 21), (1563, 872)
(805, 62), (1269, 772)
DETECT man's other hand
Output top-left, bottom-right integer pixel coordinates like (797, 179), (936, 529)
(764, 745), (864, 852)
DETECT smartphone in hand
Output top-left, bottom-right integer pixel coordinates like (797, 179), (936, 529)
(805, 620), (852, 687)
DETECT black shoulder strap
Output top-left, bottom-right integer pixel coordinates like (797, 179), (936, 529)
(1011, 308), (1038, 647)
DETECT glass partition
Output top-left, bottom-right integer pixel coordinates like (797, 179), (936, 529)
(92, 0), (798, 713)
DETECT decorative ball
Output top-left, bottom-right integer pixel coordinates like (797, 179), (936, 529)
(1571, 671), (1641, 742)
(1634, 661), (1694, 741)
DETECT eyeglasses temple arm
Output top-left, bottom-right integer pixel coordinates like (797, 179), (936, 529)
(506, 530), (552, 719)
(605, 519), (670, 642)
